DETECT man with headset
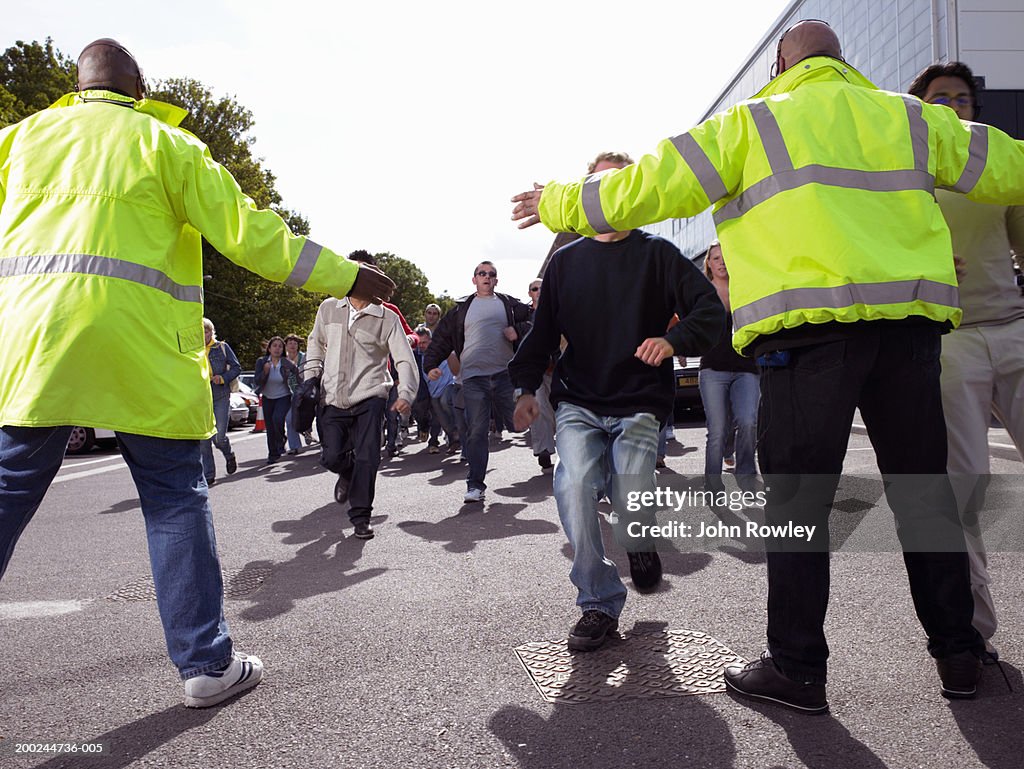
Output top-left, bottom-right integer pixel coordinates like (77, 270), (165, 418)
(0, 39), (394, 708)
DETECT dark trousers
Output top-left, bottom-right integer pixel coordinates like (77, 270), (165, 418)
(263, 395), (291, 459)
(758, 325), (979, 683)
(319, 398), (387, 523)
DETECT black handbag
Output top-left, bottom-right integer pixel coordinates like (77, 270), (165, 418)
(290, 358), (323, 434)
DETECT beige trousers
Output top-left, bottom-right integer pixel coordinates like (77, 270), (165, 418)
(940, 318), (1024, 640)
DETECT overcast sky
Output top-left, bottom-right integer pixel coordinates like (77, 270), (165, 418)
(8, 0), (792, 313)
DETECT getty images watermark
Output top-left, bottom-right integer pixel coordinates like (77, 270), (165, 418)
(607, 473), (1024, 553)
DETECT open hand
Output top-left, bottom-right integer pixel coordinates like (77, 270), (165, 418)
(511, 183), (544, 230)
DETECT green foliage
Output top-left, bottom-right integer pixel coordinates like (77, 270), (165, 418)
(0, 38), (76, 128)
(372, 252), (440, 327)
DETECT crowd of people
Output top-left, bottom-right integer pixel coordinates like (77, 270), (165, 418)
(1, 26), (1022, 719)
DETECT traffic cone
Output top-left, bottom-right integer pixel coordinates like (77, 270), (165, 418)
(253, 395), (265, 433)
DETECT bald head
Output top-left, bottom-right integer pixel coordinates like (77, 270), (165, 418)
(77, 38), (145, 99)
(778, 21), (842, 75)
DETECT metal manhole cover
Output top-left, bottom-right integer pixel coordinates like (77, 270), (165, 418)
(105, 567), (272, 601)
(514, 629), (746, 703)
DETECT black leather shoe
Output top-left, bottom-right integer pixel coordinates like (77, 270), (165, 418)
(628, 551), (663, 592)
(537, 451), (553, 470)
(936, 651), (981, 699)
(352, 521), (375, 540)
(225, 454), (237, 475)
(568, 610), (618, 652)
(724, 651), (829, 714)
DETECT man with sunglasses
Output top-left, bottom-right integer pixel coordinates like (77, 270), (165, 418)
(909, 61), (1024, 664)
(513, 19), (1024, 712)
(423, 262), (532, 503)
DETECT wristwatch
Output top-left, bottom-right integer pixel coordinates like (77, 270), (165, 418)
(513, 387), (534, 403)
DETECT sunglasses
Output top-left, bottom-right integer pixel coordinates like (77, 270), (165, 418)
(928, 95), (974, 109)
(528, 286), (540, 292)
(476, 270), (497, 278)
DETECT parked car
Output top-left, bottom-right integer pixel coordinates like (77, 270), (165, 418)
(66, 426), (117, 455)
(239, 370), (255, 391)
(674, 356), (703, 416)
(228, 392), (250, 428)
(236, 380), (260, 423)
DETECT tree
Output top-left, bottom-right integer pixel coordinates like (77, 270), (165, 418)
(0, 38), (76, 128)
(372, 252), (439, 327)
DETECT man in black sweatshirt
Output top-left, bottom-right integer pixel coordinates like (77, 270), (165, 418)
(509, 152), (725, 652)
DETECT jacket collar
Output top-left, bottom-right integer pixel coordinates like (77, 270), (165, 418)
(754, 57), (877, 100)
(48, 90), (188, 128)
(339, 297), (384, 317)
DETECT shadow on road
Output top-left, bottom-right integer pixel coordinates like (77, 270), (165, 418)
(398, 502), (560, 554)
(238, 503), (387, 621)
(733, 695), (891, 769)
(949, 660), (1024, 768)
(29, 704), (220, 769)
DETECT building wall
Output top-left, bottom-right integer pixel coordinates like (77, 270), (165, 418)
(646, 0), (1024, 258)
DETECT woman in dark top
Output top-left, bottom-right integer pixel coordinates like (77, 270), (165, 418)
(254, 336), (300, 464)
(699, 241), (760, 492)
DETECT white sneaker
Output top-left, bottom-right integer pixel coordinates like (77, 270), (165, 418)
(183, 651), (263, 708)
(463, 488), (485, 504)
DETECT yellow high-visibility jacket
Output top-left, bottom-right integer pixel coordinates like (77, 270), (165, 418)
(538, 58), (1024, 353)
(0, 90), (356, 439)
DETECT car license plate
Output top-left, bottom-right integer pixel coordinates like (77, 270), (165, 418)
(677, 375), (698, 387)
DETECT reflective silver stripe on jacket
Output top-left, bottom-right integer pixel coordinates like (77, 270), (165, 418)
(714, 167), (934, 224)
(732, 279), (959, 330)
(581, 173), (615, 235)
(715, 97), (934, 225)
(902, 96), (930, 173)
(670, 132), (728, 203)
(949, 123), (988, 195)
(286, 238), (323, 288)
(0, 254), (203, 303)
(748, 102), (793, 173)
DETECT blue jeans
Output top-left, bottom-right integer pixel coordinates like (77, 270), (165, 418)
(553, 402), (660, 618)
(699, 369), (759, 491)
(285, 402), (302, 452)
(201, 395), (234, 481)
(462, 371), (516, 490)
(431, 388), (459, 446)
(0, 426), (232, 679)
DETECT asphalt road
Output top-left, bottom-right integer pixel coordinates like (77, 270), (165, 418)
(2, 414), (1023, 769)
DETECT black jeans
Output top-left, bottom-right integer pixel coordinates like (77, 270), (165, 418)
(319, 397), (387, 524)
(263, 395), (291, 459)
(757, 325), (980, 683)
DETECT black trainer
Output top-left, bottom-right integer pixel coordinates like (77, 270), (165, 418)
(724, 651), (829, 714)
(568, 610), (618, 652)
(537, 451), (553, 470)
(353, 521), (375, 540)
(628, 551), (663, 592)
(936, 651), (982, 699)
(226, 453), (237, 475)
